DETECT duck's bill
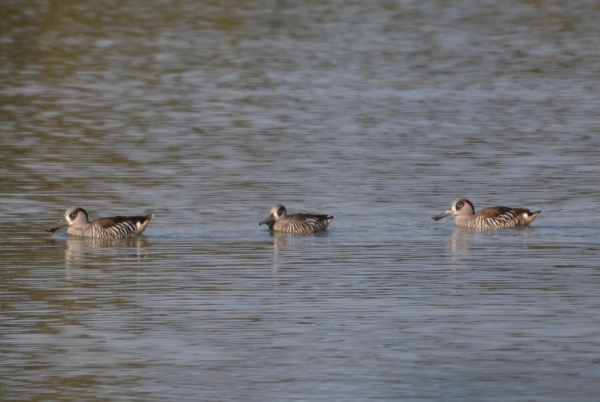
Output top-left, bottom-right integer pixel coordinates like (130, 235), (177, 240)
(46, 218), (69, 233)
(259, 215), (275, 225)
(432, 210), (453, 221)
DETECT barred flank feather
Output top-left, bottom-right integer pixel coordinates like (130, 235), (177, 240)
(95, 221), (137, 238)
(456, 209), (540, 230)
(273, 216), (334, 234)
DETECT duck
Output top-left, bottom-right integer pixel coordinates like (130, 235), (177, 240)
(260, 204), (334, 234)
(432, 198), (541, 230)
(46, 207), (153, 238)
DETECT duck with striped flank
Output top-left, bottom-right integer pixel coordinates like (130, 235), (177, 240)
(46, 207), (154, 239)
(432, 198), (541, 230)
(260, 204), (334, 234)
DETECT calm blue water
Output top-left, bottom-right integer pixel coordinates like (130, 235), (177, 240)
(1, 1), (600, 401)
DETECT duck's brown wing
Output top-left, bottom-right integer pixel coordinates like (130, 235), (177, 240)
(91, 214), (153, 228)
(289, 213), (333, 222)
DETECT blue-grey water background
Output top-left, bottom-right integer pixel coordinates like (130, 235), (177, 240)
(2, 1), (600, 401)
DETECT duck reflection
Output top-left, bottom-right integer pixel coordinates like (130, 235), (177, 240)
(64, 236), (151, 277)
(446, 226), (536, 262)
(269, 230), (331, 273)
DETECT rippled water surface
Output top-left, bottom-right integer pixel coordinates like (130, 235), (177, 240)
(2, 1), (600, 401)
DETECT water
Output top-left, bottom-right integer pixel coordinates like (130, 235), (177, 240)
(2, 1), (600, 400)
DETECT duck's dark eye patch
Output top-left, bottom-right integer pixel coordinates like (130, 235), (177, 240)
(456, 202), (463, 208)
(70, 211), (78, 218)
(278, 207), (285, 215)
